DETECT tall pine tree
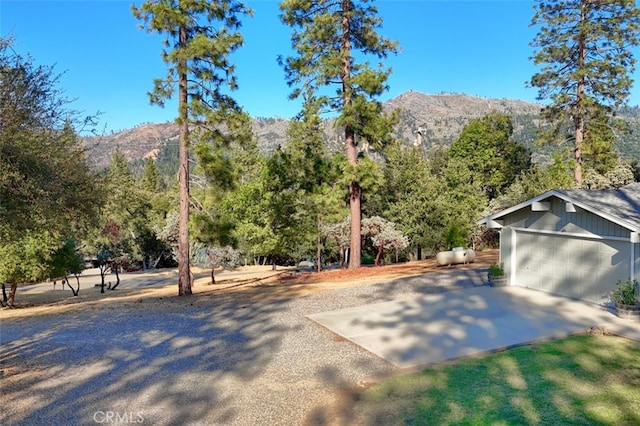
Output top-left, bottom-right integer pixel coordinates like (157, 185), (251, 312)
(285, 102), (344, 271)
(279, 0), (398, 268)
(132, 0), (251, 295)
(529, 0), (640, 186)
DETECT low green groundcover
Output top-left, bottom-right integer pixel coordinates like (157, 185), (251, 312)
(355, 335), (640, 425)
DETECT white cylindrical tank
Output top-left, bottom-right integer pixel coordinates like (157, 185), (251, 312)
(436, 249), (476, 266)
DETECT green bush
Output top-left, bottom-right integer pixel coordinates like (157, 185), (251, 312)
(361, 255), (375, 265)
(488, 262), (504, 277)
(444, 222), (467, 249)
(611, 279), (639, 305)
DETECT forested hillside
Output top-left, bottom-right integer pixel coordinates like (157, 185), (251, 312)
(83, 91), (640, 172)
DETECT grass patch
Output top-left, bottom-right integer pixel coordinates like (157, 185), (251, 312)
(355, 335), (640, 425)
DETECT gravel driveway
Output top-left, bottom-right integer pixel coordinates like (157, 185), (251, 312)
(1, 269), (486, 425)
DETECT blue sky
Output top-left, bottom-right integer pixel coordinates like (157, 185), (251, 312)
(2, 0), (640, 134)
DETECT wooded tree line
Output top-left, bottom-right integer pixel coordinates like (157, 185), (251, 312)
(2, 0), (639, 303)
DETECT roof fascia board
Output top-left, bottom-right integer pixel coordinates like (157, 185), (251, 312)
(477, 190), (560, 225)
(478, 190), (640, 232)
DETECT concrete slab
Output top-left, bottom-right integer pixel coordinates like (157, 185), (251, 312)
(307, 286), (640, 369)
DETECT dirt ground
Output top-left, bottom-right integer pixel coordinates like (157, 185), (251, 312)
(2, 250), (499, 425)
(1, 249), (498, 319)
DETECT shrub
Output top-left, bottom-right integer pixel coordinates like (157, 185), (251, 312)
(361, 255), (375, 265)
(488, 262), (504, 277)
(611, 279), (639, 305)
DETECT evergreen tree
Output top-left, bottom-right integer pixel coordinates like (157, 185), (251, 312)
(285, 102), (344, 271)
(133, 0), (252, 295)
(448, 111), (531, 199)
(529, 0), (640, 185)
(582, 108), (620, 175)
(105, 148), (150, 231)
(279, 0), (399, 268)
(99, 147), (152, 269)
(487, 153), (574, 214)
(221, 177), (269, 264)
(141, 157), (160, 192)
(438, 156), (487, 251)
(216, 126), (266, 264)
(262, 148), (302, 268)
(190, 111), (256, 283)
(370, 143), (445, 259)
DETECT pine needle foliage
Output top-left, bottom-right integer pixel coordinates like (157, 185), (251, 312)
(132, 0), (252, 295)
(529, 0), (640, 186)
(279, 0), (399, 268)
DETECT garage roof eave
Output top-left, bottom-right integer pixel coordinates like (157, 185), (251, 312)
(476, 217), (504, 228)
(478, 186), (640, 234)
(477, 189), (560, 226)
(557, 183), (640, 233)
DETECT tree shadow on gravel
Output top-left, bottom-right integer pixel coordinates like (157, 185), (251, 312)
(1, 295), (289, 425)
(352, 268), (489, 305)
(1, 255), (499, 425)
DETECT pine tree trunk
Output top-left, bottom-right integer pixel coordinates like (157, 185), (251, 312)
(574, 112), (584, 186)
(347, 134), (361, 269)
(316, 216), (322, 273)
(178, 24), (192, 296)
(574, 2), (587, 187)
(342, 0), (361, 269)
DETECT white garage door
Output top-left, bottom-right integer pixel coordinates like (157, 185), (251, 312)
(514, 232), (630, 304)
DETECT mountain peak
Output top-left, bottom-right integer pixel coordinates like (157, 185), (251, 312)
(81, 91), (597, 167)
(385, 91), (543, 146)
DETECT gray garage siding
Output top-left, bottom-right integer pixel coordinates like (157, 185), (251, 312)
(513, 231), (630, 304)
(480, 184), (640, 305)
(499, 227), (514, 282)
(636, 243), (640, 282)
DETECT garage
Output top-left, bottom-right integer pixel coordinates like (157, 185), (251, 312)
(513, 231), (630, 304)
(479, 183), (640, 305)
